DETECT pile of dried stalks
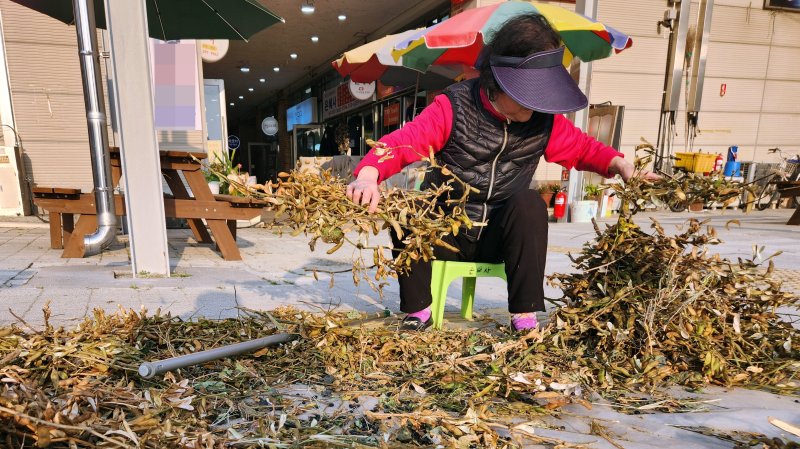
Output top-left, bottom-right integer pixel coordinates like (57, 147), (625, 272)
(0, 306), (593, 448)
(548, 215), (798, 389)
(545, 145), (799, 390)
(2, 293), (796, 448)
(2, 145), (797, 448)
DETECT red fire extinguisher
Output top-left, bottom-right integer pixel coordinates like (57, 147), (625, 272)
(714, 153), (724, 172)
(554, 190), (568, 219)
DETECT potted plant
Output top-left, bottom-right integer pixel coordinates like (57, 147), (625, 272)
(546, 183), (562, 207)
(205, 148), (242, 195)
(583, 183), (604, 203)
(204, 169), (221, 195)
(536, 183), (555, 208)
(688, 198), (705, 212)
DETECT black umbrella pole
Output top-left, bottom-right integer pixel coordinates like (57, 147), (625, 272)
(138, 333), (299, 379)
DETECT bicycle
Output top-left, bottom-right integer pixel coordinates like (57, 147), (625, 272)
(751, 148), (800, 211)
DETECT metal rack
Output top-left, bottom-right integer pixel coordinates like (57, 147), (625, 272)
(749, 162), (780, 186)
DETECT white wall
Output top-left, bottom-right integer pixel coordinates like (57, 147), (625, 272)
(537, 1), (800, 181)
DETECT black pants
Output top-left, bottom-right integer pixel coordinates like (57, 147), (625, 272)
(391, 189), (548, 314)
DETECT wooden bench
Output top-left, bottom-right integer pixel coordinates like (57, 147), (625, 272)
(31, 187), (82, 251)
(32, 147), (269, 261)
(776, 181), (800, 225)
(33, 189), (266, 259)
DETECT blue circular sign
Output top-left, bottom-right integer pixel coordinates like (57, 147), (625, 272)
(227, 135), (241, 150)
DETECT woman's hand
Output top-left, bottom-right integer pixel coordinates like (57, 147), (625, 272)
(608, 156), (661, 182)
(346, 166), (381, 213)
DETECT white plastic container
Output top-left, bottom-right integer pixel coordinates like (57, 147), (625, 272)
(207, 181), (220, 195)
(571, 200), (598, 223)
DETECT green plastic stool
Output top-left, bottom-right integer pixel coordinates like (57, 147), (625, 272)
(430, 260), (507, 329)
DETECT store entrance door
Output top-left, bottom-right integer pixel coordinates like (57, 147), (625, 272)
(347, 108), (375, 156)
(246, 142), (278, 183)
(292, 124), (322, 162)
(203, 79), (227, 161)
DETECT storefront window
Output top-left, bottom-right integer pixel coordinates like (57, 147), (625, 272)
(295, 126), (321, 158)
(381, 100), (402, 136)
(363, 109), (375, 154)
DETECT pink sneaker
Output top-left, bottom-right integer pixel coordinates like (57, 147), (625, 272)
(511, 312), (538, 332)
(399, 308), (432, 332)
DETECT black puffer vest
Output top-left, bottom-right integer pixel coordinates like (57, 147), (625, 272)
(421, 79), (554, 239)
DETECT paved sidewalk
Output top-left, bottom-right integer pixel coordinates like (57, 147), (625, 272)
(1, 208), (797, 328)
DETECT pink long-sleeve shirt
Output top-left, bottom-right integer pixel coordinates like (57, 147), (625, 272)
(354, 89), (623, 183)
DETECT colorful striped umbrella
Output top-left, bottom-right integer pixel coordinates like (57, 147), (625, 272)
(333, 29), (423, 83)
(393, 1), (633, 73)
(332, 28), (460, 89)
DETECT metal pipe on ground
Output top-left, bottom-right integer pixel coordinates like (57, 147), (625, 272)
(73, 0), (116, 255)
(138, 333), (299, 379)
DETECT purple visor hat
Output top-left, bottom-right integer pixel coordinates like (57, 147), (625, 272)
(490, 46), (588, 114)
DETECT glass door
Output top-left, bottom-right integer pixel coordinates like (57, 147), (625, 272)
(292, 124), (322, 162)
(203, 79), (227, 161)
(247, 142), (278, 183)
(347, 109), (375, 156)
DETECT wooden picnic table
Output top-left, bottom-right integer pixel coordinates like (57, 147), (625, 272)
(776, 180), (800, 225)
(33, 147), (266, 261)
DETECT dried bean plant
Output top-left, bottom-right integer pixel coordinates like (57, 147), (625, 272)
(2, 143), (797, 448)
(208, 142), (476, 295)
(547, 143), (799, 390)
(624, 141), (751, 214)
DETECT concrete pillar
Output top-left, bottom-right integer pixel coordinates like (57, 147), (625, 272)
(104, 0), (170, 276)
(559, 0), (598, 223)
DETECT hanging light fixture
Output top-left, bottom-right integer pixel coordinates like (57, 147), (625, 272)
(301, 1), (315, 14)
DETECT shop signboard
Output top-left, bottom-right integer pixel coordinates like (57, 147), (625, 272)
(286, 97), (317, 131)
(322, 83), (370, 120)
(377, 81), (399, 100)
(261, 116), (279, 136)
(151, 39), (201, 130)
(228, 135), (240, 150)
(349, 80), (375, 100)
(383, 103), (400, 127)
(199, 39), (229, 62)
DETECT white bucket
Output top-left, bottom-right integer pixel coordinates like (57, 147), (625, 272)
(571, 200), (598, 223)
(207, 181), (220, 195)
